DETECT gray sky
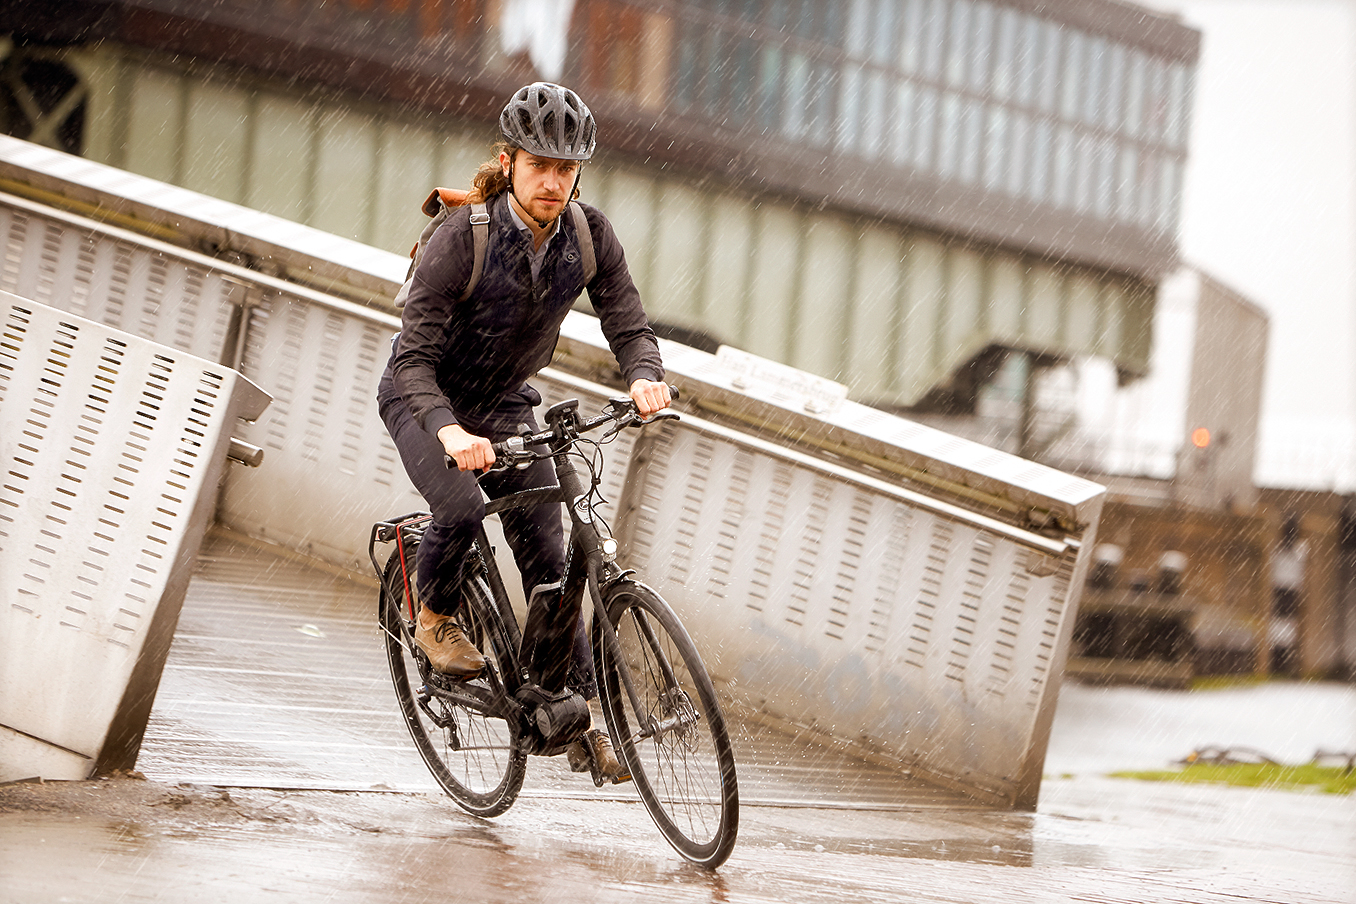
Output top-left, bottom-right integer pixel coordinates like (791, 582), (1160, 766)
(1158, 0), (1355, 488)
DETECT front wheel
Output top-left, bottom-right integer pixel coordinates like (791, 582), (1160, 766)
(594, 582), (739, 867)
(380, 545), (526, 817)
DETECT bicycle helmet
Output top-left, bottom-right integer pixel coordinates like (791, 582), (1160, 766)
(499, 82), (597, 161)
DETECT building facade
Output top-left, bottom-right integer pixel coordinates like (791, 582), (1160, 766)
(2, 0), (1200, 416)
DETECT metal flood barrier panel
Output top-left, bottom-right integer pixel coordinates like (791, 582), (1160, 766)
(0, 136), (1104, 806)
(0, 293), (270, 782)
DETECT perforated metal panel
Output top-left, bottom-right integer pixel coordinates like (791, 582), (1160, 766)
(624, 420), (1083, 802)
(218, 292), (424, 563)
(0, 294), (270, 781)
(0, 204), (236, 362)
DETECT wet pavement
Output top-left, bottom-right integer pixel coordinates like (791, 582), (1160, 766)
(2, 532), (1354, 903)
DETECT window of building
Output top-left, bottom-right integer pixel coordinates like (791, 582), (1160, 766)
(969, 1), (994, 93)
(959, 97), (983, 184)
(892, 79), (916, 166)
(914, 84), (939, 170)
(947, 0), (970, 88)
(839, 63), (863, 154)
(1006, 111), (1029, 198)
(983, 103), (1008, 192)
(1053, 124), (1075, 209)
(1029, 117), (1052, 201)
(898, 0), (925, 75)
(1124, 49), (1145, 138)
(938, 91), (962, 179)
(1060, 30), (1084, 123)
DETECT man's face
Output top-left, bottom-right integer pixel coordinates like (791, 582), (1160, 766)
(502, 150), (580, 225)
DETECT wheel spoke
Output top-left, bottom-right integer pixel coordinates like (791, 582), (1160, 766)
(381, 543), (526, 817)
(597, 582), (738, 867)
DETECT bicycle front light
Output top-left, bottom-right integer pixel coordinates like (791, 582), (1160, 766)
(600, 537), (619, 562)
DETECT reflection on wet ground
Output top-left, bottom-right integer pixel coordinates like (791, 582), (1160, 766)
(3, 531), (1353, 903)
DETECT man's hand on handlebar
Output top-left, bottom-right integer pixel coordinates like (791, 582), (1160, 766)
(437, 423), (496, 472)
(629, 379), (672, 417)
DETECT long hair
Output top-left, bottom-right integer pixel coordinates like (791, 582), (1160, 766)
(468, 141), (514, 204)
(467, 141), (582, 204)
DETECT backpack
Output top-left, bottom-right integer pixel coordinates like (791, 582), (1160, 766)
(393, 188), (595, 308)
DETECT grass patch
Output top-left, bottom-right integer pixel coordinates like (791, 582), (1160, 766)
(1188, 674), (1272, 691)
(1111, 762), (1356, 795)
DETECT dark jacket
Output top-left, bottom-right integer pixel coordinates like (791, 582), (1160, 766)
(380, 192), (664, 437)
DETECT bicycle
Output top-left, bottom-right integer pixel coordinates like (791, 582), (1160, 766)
(367, 389), (739, 868)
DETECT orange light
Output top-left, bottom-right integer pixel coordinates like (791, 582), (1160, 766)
(1191, 427), (1211, 449)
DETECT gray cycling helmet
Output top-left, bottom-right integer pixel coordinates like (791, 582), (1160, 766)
(499, 82), (597, 161)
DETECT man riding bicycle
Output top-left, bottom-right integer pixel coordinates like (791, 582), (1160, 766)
(376, 82), (671, 784)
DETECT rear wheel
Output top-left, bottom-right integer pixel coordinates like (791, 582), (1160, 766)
(595, 581), (739, 867)
(380, 542), (526, 817)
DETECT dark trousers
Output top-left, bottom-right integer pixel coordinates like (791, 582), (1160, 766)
(378, 383), (594, 697)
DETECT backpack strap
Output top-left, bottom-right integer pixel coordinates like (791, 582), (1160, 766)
(394, 193), (488, 308)
(459, 202), (490, 304)
(568, 200), (596, 287)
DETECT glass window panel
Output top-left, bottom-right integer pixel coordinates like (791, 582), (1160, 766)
(1166, 62), (1192, 148)
(839, 64), (863, 154)
(872, 0), (898, 64)
(1093, 136), (1115, 220)
(914, 85), (939, 170)
(795, 0), (817, 40)
(1137, 152), (1159, 227)
(937, 91), (962, 179)
(822, 0), (846, 46)
(1006, 111), (1029, 197)
(758, 45), (783, 132)
(1104, 43), (1125, 132)
(701, 28), (724, 117)
(847, 0), (871, 57)
(899, 0), (924, 74)
(1083, 37), (1107, 125)
(947, 0), (970, 87)
(959, 98), (983, 183)
(1060, 31), (1083, 121)
(674, 19), (701, 111)
(892, 79), (916, 165)
(969, 1), (994, 93)
(1073, 130), (1095, 214)
(1116, 144), (1138, 222)
(1029, 118), (1052, 201)
(1160, 156), (1183, 231)
(1036, 21), (1061, 112)
(808, 60), (837, 147)
(863, 70), (888, 158)
(1145, 57), (1168, 143)
(731, 37), (758, 120)
(991, 6), (1017, 100)
(921, 0), (947, 79)
(983, 103), (1008, 191)
(1124, 49), (1145, 138)
(785, 53), (809, 139)
(767, 0), (790, 31)
(1053, 124), (1075, 209)
(1015, 15), (1040, 107)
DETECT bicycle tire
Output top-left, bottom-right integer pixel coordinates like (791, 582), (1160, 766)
(380, 542), (527, 817)
(595, 581), (739, 867)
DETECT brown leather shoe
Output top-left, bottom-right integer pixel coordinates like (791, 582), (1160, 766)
(414, 613), (486, 677)
(567, 728), (631, 786)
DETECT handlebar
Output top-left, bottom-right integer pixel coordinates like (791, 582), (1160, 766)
(444, 385), (680, 473)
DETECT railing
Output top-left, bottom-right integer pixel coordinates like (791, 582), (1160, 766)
(0, 135), (1104, 807)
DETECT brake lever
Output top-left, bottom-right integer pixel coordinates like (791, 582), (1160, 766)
(638, 410), (681, 426)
